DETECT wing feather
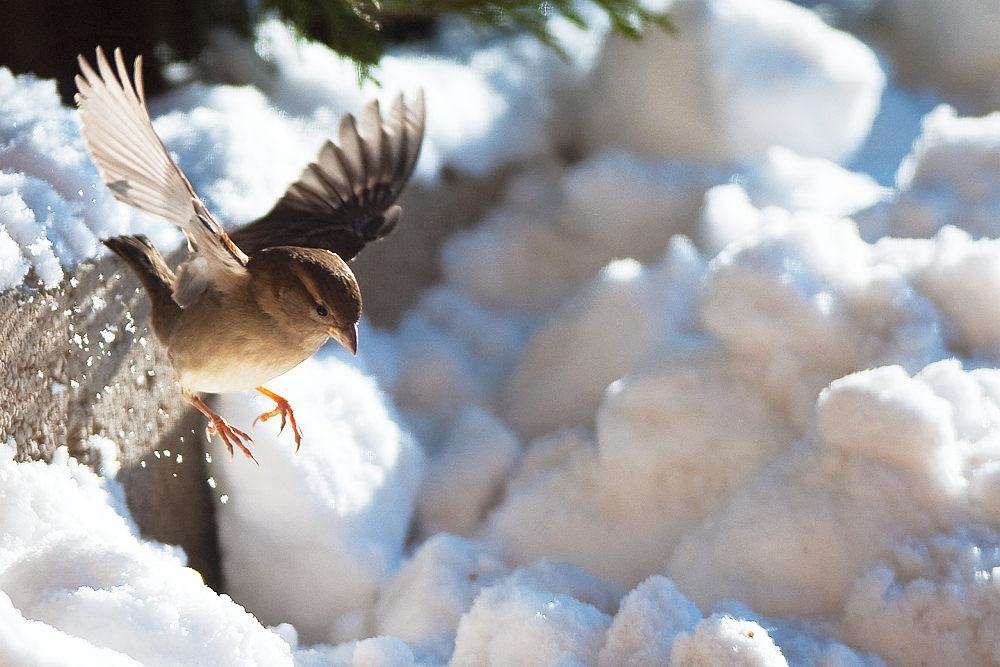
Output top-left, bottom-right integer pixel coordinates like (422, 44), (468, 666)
(76, 47), (247, 306)
(228, 90), (425, 260)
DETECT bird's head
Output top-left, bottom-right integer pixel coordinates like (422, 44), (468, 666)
(247, 246), (361, 354)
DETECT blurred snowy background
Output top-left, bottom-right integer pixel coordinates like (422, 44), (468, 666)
(6, 0), (1000, 664)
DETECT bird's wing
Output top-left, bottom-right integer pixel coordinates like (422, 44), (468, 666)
(76, 47), (248, 306)
(228, 90), (425, 261)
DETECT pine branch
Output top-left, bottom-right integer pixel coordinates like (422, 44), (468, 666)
(259, 0), (674, 69)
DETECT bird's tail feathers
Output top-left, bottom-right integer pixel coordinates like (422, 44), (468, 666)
(102, 235), (181, 331)
(103, 235), (171, 280)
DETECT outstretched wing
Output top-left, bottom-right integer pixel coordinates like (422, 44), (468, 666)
(76, 46), (248, 306)
(228, 90), (425, 261)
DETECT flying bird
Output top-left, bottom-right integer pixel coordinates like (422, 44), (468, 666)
(75, 47), (424, 463)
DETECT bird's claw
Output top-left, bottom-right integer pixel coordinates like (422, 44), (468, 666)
(206, 416), (257, 464)
(254, 387), (304, 451)
(252, 405), (287, 434)
(185, 390), (258, 464)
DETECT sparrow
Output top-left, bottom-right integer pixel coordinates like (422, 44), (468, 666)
(75, 47), (424, 463)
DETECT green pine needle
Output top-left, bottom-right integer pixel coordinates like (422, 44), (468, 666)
(259, 0), (674, 68)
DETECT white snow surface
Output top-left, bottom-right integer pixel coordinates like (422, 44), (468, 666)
(7, 0), (1000, 665)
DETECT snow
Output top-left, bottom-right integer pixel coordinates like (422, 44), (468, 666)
(210, 353), (424, 645)
(0, 441), (294, 667)
(670, 615), (788, 667)
(6, 0), (1000, 665)
(885, 105), (1000, 239)
(584, 0), (884, 165)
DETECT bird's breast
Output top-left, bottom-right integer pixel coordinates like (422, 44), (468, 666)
(165, 290), (328, 394)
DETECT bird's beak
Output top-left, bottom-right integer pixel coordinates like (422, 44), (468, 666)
(329, 323), (358, 355)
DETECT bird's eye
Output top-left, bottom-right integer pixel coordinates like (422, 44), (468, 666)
(316, 304), (329, 317)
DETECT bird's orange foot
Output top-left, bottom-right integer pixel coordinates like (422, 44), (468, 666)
(205, 416), (256, 463)
(184, 390), (258, 464)
(253, 386), (304, 451)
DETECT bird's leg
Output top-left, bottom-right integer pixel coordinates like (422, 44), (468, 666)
(252, 386), (304, 451)
(183, 389), (257, 464)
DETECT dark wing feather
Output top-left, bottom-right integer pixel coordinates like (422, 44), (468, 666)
(229, 90), (425, 260)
